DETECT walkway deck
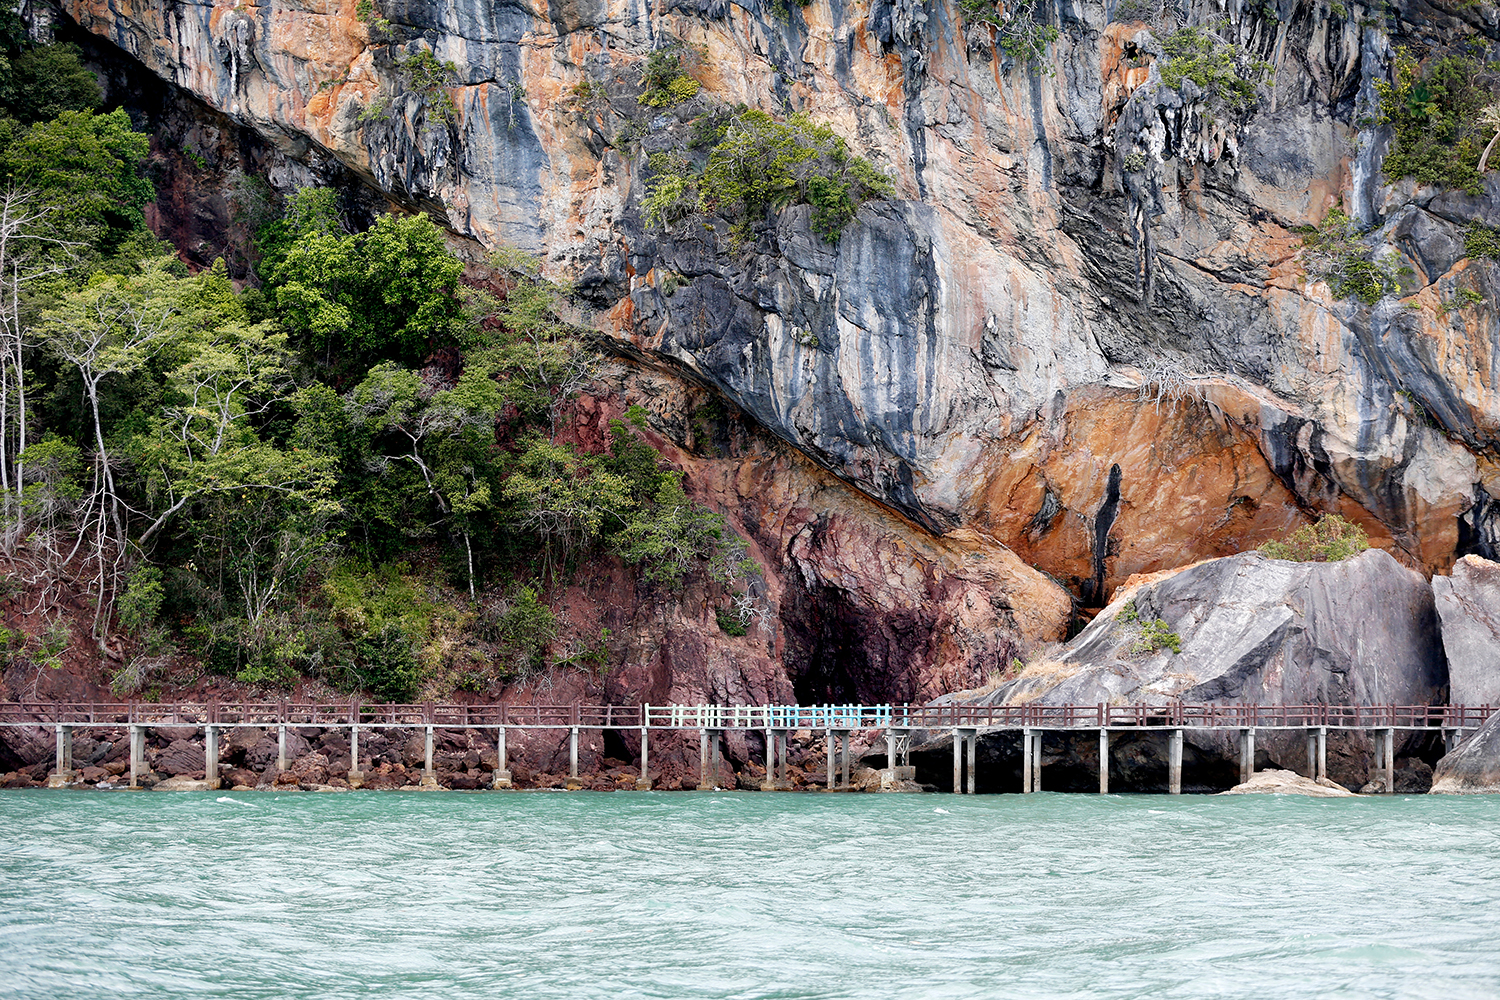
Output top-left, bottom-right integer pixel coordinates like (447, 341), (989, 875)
(0, 701), (1492, 730)
(4, 701), (1490, 795)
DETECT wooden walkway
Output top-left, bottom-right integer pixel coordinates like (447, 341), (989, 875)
(3, 702), (1491, 795)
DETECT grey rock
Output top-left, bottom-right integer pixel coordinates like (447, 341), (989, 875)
(1433, 556), (1500, 706)
(1431, 710), (1500, 793)
(989, 549), (1446, 710)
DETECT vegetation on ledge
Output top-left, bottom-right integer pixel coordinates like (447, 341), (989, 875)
(1258, 514), (1369, 563)
(1375, 50), (1498, 194)
(645, 109), (893, 242)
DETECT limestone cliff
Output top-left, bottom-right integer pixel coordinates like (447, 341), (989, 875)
(56, 0), (1500, 612)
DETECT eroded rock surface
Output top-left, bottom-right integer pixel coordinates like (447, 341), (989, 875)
(53, 0), (1500, 610)
(948, 549), (1449, 789)
(1431, 710), (1500, 794)
(1433, 556), (1500, 706)
(992, 549), (1446, 709)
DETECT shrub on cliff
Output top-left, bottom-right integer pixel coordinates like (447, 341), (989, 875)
(1376, 50), (1497, 194)
(1158, 27), (1271, 113)
(699, 110), (893, 241)
(639, 48), (700, 108)
(958, 0), (1059, 67)
(1258, 514), (1368, 563)
(1300, 207), (1407, 304)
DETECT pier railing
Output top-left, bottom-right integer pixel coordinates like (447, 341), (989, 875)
(0, 701), (1492, 730)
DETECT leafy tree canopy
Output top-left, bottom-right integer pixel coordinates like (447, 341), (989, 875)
(0, 107), (153, 260)
(265, 209), (466, 371)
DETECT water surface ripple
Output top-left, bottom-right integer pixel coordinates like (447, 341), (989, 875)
(2, 790), (1497, 999)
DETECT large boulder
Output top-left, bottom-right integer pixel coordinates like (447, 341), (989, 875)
(1432, 556), (1500, 706)
(153, 739), (205, 776)
(1221, 770), (1357, 797)
(991, 549), (1446, 709)
(1431, 711), (1500, 794)
(942, 549), (1449, 791)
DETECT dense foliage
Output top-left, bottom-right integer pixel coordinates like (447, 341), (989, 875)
(645, 110), (892, 242)
(1376, 51), (1497, 194)
(0, 43), (756, 702)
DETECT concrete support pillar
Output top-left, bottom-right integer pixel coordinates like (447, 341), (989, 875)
(827, 729), (837, 791)
(55, 724), (72, 774)
(712, 730), (723, 787)
(1317, 727), (1327, 780)
(1383, 728), (1395, 795)
(205, 726), (219, 789)
(1168, 729), (1183, 795)
(492, 726), (511, 789)
(1022, 727), (1033, 793)
(46, 724), (75, 787)
(778, 732), (788, 782)
(887, 729), (896, 771)
(349, 726), (361, 779)
(966, 731), (977, 795)
(635, 727), (650, 790)
(699, 729), (713, 791)
(1306, 729), (1317, 779)
(1098, 729), (1109, 794)
(277, 724), (288, 773)
(1031, 730), (1042, 792)
(840, 731), (851, 790)
(424, 726), (435, 776)
(1239, 728), (1255, 784)
(129, 725), (144, 789)
(569, 727), (579, 780)
(952, 728), (962, 794)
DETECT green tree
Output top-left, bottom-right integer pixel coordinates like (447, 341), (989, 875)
(0, 44), (101, 124)
(502, 434), (633, 580)
(344, 361), (504, 597)
(0, 108), (153, 261)
(266, 210), (466, 370)
(612, 473), (750, 585)
(42, 257), (184, 638)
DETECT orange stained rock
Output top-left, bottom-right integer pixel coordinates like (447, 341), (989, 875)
(964, 386), (1331, 601)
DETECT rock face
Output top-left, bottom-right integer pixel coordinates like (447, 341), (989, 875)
(58, 0), (1500, 611)
(949, 548), (1449, 790)
(1433, 556), (1500, 706)
(1221, 770), (1357, 797)
(1431, 710), (1500, 794)
(993, 549), (1446, 709)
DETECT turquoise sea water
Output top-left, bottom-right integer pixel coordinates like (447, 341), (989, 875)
(1, 789), (1497, 999)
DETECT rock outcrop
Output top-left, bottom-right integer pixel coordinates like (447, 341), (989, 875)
(1433, 556), (1500, 706)
(1221, 770), (1357, 797)
(947, 548), (1449, 790)
(1431, 710), (1500, 794)
(992, 549), (1446, 709)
